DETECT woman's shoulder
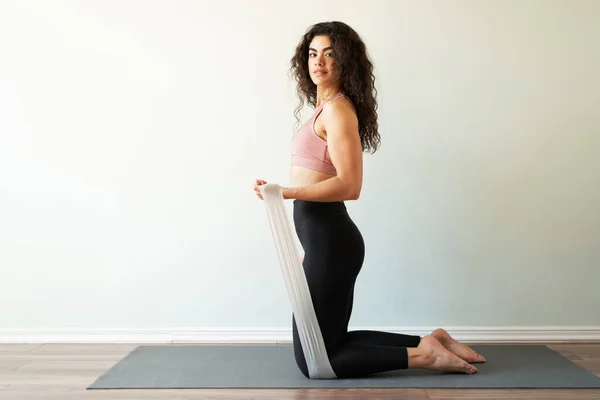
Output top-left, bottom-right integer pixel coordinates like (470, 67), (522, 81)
(322, 95), (357, 121)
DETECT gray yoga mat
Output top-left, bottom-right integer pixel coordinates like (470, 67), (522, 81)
(87, 344), (600, 389)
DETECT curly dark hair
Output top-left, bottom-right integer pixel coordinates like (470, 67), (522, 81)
(289, 21), (380, 153)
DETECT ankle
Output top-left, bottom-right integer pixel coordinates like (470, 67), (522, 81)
(407, 347), (430, 369)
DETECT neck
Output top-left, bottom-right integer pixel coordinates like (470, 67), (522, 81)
(316, 85), (341, 107)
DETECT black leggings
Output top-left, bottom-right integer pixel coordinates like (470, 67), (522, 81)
(292, 200), (421, 379)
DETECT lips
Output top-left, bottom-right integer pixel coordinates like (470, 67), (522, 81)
(314, 70), (327, 76)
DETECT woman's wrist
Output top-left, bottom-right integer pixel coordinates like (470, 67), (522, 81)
(281, 186), (294, 200)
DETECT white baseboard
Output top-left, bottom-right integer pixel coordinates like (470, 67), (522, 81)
(0, 326), (599, 344)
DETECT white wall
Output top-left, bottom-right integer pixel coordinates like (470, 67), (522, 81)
(1, 0), (599, 341)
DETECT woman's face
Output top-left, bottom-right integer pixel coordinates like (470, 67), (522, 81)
(308, 35), (338, 86)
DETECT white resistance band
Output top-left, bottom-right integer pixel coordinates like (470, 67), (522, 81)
(259, 183), (337, 379)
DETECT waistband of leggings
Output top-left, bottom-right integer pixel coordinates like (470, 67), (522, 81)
(293, 199), (348, 216)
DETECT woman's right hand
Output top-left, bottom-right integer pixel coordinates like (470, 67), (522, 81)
(252, 179), (267, 200)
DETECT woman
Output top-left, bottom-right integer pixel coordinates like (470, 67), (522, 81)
(253, 21), (485, 379)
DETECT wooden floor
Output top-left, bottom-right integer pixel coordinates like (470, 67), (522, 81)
(0, 342), (599, 399)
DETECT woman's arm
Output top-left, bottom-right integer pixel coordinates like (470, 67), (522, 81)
(282, 99), (363, 202)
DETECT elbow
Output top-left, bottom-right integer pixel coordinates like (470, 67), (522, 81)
(338, 175), (361, 200)
(348, 186), (361, 200)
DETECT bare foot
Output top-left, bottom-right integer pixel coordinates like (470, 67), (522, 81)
(431, 328), (486, 363)
(411, 335), (478, 374)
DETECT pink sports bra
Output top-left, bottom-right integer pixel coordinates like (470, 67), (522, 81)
(290, 93), (347, 175)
